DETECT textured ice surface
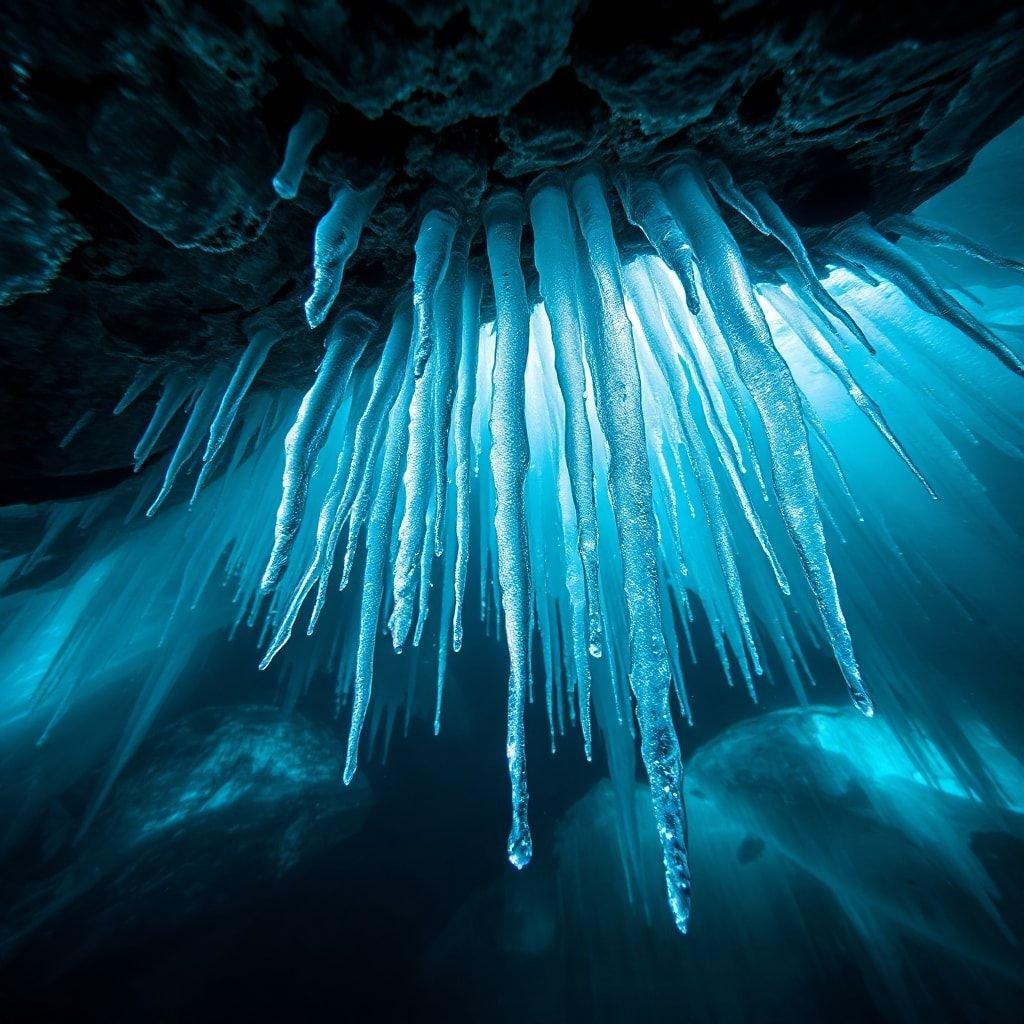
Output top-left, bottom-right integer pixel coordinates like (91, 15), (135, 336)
(4, 139), (1024, 933)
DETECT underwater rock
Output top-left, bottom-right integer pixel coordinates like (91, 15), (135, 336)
(1, 706), (370, 965)
(426, 704), (1024, 1023)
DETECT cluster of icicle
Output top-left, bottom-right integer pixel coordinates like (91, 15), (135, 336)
(102, 136), (1024, 933)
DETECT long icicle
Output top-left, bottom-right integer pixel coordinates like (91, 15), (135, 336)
(147, 361), (232, 515)
(343, 346), (418, 783)
(484, 188), (534, 871)
(529, 172), (604, 659)
(431, 224), (472, 556)
(193, 325), (280, 502)
(133, 369), (196, 471)
(832, 215), (1024, 376)
(262, 311), (373, 592)
(880, 212), (1024, 277)
(661, 159), (872, 715)
(761, 283), (937, 498)
(747, 184), (875, 352)
(452, 269), (483, 652)
(572, 167), (691, 932)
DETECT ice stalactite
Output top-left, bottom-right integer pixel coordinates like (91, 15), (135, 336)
(616, 172), (700, 314)
(344, 337), (418, 783)
(746, 185), (875, 352)
(132, 369), (196, 471)
(305, 182), (383, 329)
(704, 158), (770, 236)
(831, 216), (1024, 377)
(410, 193), (461, 377)
(484, 188), (534, 871)
(114, 362), (162, 415)
(529, 174), (604, 661)
(272, 107), (329, 200)
(262, 311), (373, 592)
(660, 160), (873, 716)
(759, 284), (937, 499)
(452, 270), (483, 653)
(194, 325), (280, 501)
(880, 212), (1024, 276)
(147, 361), (232, 516)
(430, 224), (472, 556)
(572, 167), (691, 931)
(32, 143), (1024, 935)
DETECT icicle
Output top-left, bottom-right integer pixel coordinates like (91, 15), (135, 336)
(529, 173), (604, 658)
(388, 328), (441, 652)
(636, 260), (790, 594)
(272, 107), (329, 200)
(880, 212), (1024, 276)
(648, 259), (770, 500)
(133, 369), (196, 471)
(114, 362), (162, 415)
(147, 362), (232, 515)
(832, 216), (1024, 376)
(194, 325), (280, 501)
(305, 182), (383, 329)
(410, 193), (461, 377)
(616, 171), (701, 314)
(761, 284), (937, 498)
(572, 167), (691, 932)
(452, 270), (483, 652)
(58, 410), (93, 448)
(431, 224), (472, 556)
(628, 267), (764, 679)
(434, 489), (457, 734)
(262, 312), (373, 592)
(661, 159), (872, 716)
(747, 185), (875, 352)
(344, 347), (418, 783)
(484, 188), (534, 871)
(704, 158), (770, 235)
(306, 303), (413, 627)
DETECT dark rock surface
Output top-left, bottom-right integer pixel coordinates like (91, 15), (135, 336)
(0, 705), (370, 968)
(1, 0), (1023, 501)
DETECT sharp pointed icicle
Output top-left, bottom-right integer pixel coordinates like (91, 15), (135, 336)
(193, 325), (280, 502)
(484, 187), (534, 871)
(272, 107), (329, 200)
(572, 167), (691, 932)
(452, 269), (483, 653)
(529, 172), (605, 659)
(661, 159), (872, 716)
(832, 216), (1024, 377)
(881, 212), (1024, 277)
(262, 311), (374, 593)
(147, 361), (232, 516)
(704, 158), (770, 235)
(761, 284), (937, 499)
(431, 223), (472, 556)
(747, 184), (876, 352)
(114, 362), (162, 415)
(344, 347), (418, 784)
(133, 369), (196, 471)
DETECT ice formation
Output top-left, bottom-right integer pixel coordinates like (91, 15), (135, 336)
(8, 148), (1024, 934)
